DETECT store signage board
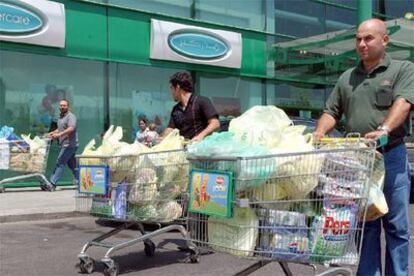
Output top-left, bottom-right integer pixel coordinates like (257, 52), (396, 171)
(0, 3), (43, 33)
(151, 19), (242, 68)
(0, 0), (65, 48)
(168, 31), (229, 60)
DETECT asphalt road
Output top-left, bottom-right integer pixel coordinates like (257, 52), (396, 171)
(0, 210), (413, 276)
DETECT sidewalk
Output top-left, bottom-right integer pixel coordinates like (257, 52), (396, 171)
(0, 187), (83, 223)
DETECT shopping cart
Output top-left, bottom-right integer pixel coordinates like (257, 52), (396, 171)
(75, 149), (198, 276)
(0, 137), (52, 193)
(186, 138), (377, 275)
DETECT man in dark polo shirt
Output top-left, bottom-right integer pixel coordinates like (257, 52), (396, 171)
(315, 19), (413, 275)
(161, 71), (220, 142)
(161, 72), (219, 255)
(43, 99), (78, 191)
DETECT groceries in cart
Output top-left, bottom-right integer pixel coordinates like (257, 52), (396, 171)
(0, 125), (48, 173)
(78, 125), (189, 224)
(185, 105), (385, 270)
(256, 209), (311, 262)
(310, 200), (358, 262)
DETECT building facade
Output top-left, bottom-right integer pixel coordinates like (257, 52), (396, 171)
(0, 0), (413, 182)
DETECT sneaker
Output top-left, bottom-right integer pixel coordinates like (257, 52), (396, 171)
(41, 183), (56, 192)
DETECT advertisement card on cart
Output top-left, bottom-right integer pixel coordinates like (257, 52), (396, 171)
(189, 169), (233, 218)
(78, 165), (109, 195)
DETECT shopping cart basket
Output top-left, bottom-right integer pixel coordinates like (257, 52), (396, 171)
(186, 138), (377, 275)
(75, 149), (198, 276)
(0, 137), (52, 193)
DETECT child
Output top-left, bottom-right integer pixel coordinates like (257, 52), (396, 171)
(145, 123), (159, 147)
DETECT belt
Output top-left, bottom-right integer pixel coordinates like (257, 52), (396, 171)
(377, 138), (404, 154)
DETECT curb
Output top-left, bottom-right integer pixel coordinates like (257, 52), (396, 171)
(0, 211), (88, 224)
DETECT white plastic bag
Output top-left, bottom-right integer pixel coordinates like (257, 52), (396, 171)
(365, 152), (388, 221)
(229, 105), (292, 148)
(208, 207), (259, 257)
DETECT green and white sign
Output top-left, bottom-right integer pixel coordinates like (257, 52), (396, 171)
(151, 19), (242, 68)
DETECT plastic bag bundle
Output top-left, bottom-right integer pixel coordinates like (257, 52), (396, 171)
(208, 207), (259, 257)
(228, 106), (292, 148)
(21, 134), (47, 154)
(157, 201), (183, 222)
(151, 129), (184, 152)
(187, 132), (270, 158)
(128, 168), (158, 205)
(0, 126), (15, 139)
(365, 152), (388, 221)
(128, 204), (159, 222)
(188, 132), (275, 191)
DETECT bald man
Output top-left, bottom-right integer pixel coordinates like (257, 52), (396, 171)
(315, 18), (413, 275)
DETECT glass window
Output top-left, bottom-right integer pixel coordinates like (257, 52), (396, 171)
(266, 81), (330, 118)
(197, 73), (264, 121)
(275, 0), (326, 38)
(195, 0), (265, 31)
(373, 0), (414, 18)
(101, 0), (192, 18)
(109, 63), (178, 142)
(0, 50), (105, 182)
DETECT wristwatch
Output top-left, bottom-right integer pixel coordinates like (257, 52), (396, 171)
(377, 125), (391, 135)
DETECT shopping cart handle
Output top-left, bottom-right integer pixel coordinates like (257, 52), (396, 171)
(320, 137), (362, 143)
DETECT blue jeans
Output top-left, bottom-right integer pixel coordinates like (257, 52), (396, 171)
(49, 146), (78, 186)
(357, 143), (411, 276)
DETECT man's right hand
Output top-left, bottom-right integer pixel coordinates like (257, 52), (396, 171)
(313, 131), (325, 142)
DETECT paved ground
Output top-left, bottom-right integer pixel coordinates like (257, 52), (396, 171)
(1, 213), (413, 276)
(0, 217), (320, 276)
(0, 188), (413, 276)
(0, 187), (77, 223)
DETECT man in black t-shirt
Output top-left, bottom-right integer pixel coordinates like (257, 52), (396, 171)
(161, 72), (219, 255)
(161, 71), (220, 142)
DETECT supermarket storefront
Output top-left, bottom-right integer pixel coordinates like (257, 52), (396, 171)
(1, 0), (413, 183)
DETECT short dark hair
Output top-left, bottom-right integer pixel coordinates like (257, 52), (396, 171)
(169, 71), (193, 93)
(138, 117), (147, 124)
(60, 99), (70, 106)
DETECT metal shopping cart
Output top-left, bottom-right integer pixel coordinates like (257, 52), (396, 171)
(75, 149), (198, 276)
(186, 138), (377, 275)
(0, 137), (52, 193)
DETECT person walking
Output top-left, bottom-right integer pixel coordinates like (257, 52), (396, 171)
(161, 71), (220, 142)
(314, 18), (413, 275)
(43, 99), (78, 191)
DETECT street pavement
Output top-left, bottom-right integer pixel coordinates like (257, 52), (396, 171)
(0, 188), (413, 276)
(0, 187), (78, 223)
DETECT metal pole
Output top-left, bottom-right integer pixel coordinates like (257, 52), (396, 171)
(357, 0), (372, 25)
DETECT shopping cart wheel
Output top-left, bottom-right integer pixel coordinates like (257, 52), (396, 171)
(189, 254), (200, 263)
(79, 257), (95, 274)
(144, 240), (156, 257)
(103, 262), (119, 276)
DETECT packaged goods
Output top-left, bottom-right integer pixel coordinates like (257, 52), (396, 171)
(256, 209), (310, 262)
(310, 203), (358, 262)
(112, 180), (128, 220)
